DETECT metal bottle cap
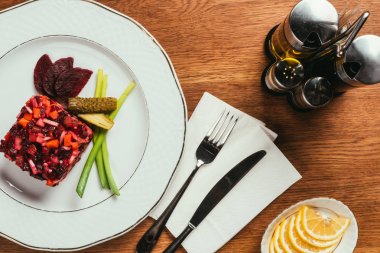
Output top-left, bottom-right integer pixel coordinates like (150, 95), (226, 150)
(292, 77), (333, 110)
(265, 58), (304, 92)
(336, 35), (380, 87)
(284, 0), (339, 51)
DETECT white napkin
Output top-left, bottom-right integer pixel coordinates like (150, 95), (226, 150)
(150, 92), (301, 253)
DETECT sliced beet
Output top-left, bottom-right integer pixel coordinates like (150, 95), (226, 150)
(43, 57), (74, 97)
(55, 68), (93, 98)
(34, 54), (53, 95)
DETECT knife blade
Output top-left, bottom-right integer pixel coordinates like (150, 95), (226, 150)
(163, 150), (266, 253)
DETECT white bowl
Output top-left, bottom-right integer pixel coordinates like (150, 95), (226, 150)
(261, 198), (358, 253)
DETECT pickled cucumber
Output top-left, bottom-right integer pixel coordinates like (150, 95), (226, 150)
(68, 97), (117, 113)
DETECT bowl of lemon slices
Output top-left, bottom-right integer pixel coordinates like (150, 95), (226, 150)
(261, 198), (358, 253)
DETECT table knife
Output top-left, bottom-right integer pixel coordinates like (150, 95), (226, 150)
(163, 150), (267, 253)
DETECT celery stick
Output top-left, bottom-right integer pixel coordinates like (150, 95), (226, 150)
(99, 74), (110, 189)
(109, 81), (136, 120)
(94, 134), (108, 189)
(101, 75), (108, 97)
(77, 133), (106, 197)
(94, 69), (108, 189)
(102, 140), (120, 196)
(76, 81), (136, 197)
(95, 69), (103, 97)
(101, 74), (120, 195)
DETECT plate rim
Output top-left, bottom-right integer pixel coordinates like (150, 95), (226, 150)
(0, 0), (188, 251)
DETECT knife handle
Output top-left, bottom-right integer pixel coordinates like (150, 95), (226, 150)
(136, 167), (199, 253)
(163, 225), (194, 253)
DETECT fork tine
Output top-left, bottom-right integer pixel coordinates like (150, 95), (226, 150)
(207, 112), (230, 141)
(209, 111), (229, 142)
(213, 114), (234, 144)
(217, 116), (239, 147)
(206, 109), (226, 138)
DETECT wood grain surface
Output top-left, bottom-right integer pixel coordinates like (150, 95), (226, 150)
(0, 0), (379, 252)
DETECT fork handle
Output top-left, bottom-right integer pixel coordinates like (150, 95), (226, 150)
(136, 165), (201, 253)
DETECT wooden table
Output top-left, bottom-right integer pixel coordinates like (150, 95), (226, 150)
(1, 0), (380, 252)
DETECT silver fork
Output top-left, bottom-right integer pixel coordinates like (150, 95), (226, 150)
(136, 110), (239, 253)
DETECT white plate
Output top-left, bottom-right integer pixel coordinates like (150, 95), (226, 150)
(0, 0), (186, 251)
(261, 198), (358, 253)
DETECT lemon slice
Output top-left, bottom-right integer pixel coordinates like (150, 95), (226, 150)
(279, 218), (299, 253)
(288, 215), (339, 253)
(270, 236), (276, 253)
(301, 206), (350, 241)
(273, 222), (286, 253)
(295, 210), (342, 248)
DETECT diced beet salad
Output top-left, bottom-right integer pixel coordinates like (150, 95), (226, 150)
(0, 95), (93, 186)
